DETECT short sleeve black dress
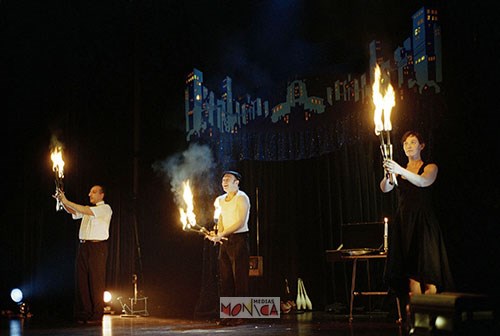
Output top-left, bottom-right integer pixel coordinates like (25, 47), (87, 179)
(385, 162), (454, 297)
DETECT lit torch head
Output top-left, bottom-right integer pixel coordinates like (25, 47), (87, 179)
(179, 180), (197, 231)
(50, 146), (65, 181)
(372, 64), (395, 135)
(50, 145), (65, 211)
(213, 199), (221, 223)
(372, 65), (398, 185)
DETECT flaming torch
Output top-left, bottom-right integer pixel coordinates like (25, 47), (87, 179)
(178, 180), (210, 236)
(50, 146), (65, 211)
(372, 64), (397, 185)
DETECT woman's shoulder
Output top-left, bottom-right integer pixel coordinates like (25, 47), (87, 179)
(423, 162), (438, 170)
(421, 162), (438, 179)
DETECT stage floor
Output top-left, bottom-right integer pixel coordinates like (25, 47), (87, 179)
(1, 312), (407, 336)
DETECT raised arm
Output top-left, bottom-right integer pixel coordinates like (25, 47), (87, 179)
(384, 159), (438, 187)
(380, 174), (395, 193)
(58, 190), (94, 216)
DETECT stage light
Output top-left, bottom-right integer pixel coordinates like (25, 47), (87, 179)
(103, 291), (115, 314)
(8, 288), (32, 318)
(104, 291), (112, 303)
(10, 288), (23, 304)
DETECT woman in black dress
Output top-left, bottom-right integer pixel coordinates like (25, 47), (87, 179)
(380, 131), (454, 302)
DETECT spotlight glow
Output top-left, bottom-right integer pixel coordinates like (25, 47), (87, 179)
(11, 288), (23, 303)
(104, 291), (112, 303)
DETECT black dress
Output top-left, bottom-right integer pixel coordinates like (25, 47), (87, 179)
(385, 162), (454, 297)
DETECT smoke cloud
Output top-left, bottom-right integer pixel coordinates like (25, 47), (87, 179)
(153, 143), (218, 209)
(49, 134), (64, 150)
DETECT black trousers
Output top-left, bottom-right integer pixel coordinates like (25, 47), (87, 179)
(218, 232), (249, 297)
(75, 241), (108, 321)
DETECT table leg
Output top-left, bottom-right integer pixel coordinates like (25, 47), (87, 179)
(349, 259), (357, 323)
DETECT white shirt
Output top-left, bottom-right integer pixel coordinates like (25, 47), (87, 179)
(216, 190), (250, 234)
(72, 201), (112, 240)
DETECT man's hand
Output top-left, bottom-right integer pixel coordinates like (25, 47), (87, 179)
(205, 232), (228, 245)
(53, 188), (62, 200)
(52, 188), (67, 202)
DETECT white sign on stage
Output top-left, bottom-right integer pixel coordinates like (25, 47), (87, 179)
(220, 297), (280, 319)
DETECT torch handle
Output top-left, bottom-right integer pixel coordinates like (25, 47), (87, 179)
(380, 144), (390, 178)
(390, 172), (398, 186)
(54, 178), (64, 211)
(380, 143), (398, 186)
(188, 225), (211, 236)
(387, 143), (398, 186)
(55, 196), (63, 211)
(54, 177), (64, 191)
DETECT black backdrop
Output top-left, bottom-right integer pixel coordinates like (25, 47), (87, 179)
(1, 1), (499, 320)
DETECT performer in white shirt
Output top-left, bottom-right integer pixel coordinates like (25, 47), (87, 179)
(56, 185), (112, 325)
(208, 171), (250, 299)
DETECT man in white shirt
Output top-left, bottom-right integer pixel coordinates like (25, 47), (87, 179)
(56, 185), (112, 324)
(208, 171), (250, 299)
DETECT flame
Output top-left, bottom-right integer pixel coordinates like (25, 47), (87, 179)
(372, 64), (395, 135)
(213, 199), (221, 222)
(179, 180), (196, 230)
(50, 146), (65, 178)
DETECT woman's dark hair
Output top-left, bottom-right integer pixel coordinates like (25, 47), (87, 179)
(401, 130), (425, 145)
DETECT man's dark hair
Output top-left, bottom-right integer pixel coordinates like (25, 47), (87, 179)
(222, 170), (242, 181)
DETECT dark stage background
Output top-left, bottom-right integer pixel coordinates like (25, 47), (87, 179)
(1, 1), (498, 320)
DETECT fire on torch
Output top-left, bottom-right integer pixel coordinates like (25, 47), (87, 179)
(179, 180), (210, 236)
(50, 146), (65, 211)
(372, 64), (397, 185)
